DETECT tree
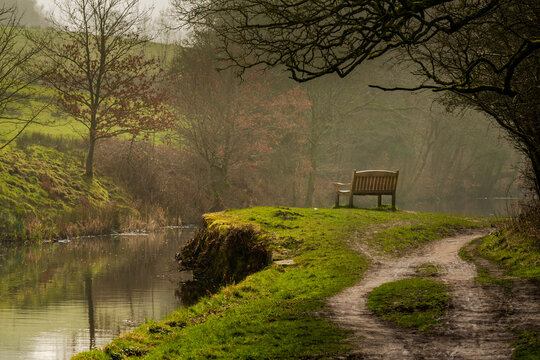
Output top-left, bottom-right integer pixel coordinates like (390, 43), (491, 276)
(170, 32), (310, 210)
(0, 5), (43, 151)
(32, 0), (173, 178)
(173, 0), (540, 198)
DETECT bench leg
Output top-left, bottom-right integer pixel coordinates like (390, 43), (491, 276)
(377, 195), (382, 208)
(348, 194), (353, 208)
(335, 192), (340, 207)
(392, 193), (396, 211)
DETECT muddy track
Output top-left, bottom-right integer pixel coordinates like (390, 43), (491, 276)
(328, 230), (540, 359)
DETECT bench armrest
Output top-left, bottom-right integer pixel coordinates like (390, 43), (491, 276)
(333, 182), (351, 189)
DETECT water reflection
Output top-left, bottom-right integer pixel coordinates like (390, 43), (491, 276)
(0, 228), (194, 360)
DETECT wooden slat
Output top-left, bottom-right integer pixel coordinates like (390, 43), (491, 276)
(351, 170), (398, 195)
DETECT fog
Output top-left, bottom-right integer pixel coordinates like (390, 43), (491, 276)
(34, 0), (170, 17)
(4, 0), (44, 25)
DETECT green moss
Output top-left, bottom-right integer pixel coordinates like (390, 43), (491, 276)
(367, 277), (449, 332)
(73, 206), (490, 359)
(72, 350), (109, 360)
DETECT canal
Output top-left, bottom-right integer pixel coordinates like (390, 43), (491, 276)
(0, 228), (194, 360)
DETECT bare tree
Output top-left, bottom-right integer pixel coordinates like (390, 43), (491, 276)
(31, 0), (173, 178)
(170, 31), (310, 210)
(0, 5), (43, 151)
(174, 0), (540, 198)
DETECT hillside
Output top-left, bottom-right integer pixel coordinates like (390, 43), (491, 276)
(0, 143), (139, 242)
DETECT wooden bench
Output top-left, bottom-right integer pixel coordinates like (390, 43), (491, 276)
(334, 170), (399, 210)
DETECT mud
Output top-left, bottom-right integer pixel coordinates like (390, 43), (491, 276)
(329, 230), (540, 359)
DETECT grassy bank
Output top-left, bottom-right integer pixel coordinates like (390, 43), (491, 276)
(477, 229), (540, 279)
(459, 219), (540, 359)
(0, 144), (155, 242)
(74, 207), (491, 359)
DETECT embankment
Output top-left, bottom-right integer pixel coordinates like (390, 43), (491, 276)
(0, 144), (159, 242)
(73, 206), (492, 359)
(178, 219), (272, 284)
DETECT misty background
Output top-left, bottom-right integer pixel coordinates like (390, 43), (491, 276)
(5, 0), (169, 25)
(1, 0), (524, 222)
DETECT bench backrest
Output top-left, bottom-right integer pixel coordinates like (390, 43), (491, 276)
(351, 170), (399, 195)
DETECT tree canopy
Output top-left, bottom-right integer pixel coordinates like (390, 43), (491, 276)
(32, 0), (173, 178)
(174, 0), (540, 197)
(173, 0), (537, 93)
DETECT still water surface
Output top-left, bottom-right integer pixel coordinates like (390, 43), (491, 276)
(0, 228), (194, 360)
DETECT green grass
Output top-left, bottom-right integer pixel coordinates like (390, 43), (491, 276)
(513, 330), (540, 360)
(367, 277), (449, 332)
(73, 207), (491, 359)
(0, 83), (86, 141)
(477, 230), (540, 279)
(415, 262), (444, 277)
(366, 213), (490, 256)
(0, 144), (132, 241)
(458, 237), (514, 291)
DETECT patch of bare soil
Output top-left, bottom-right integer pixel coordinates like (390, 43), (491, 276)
(328, 230), (540, 359)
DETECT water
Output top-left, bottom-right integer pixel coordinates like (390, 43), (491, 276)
(350, 196), (521, 217)
(0, 228), (194, 360)
(406, 197), (521, 217)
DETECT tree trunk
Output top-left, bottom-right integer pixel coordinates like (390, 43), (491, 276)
(304, 171), (315, 207)
(304, 138), (319, 208)
(209, 165), (228, 211)
(527, 146), (540, 199)
(85, 135), (96, 178)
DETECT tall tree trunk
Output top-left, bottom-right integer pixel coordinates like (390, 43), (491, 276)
(85, 134), (96, 178)
(304, 171), (315, 207)
(304, 142), (318, 207)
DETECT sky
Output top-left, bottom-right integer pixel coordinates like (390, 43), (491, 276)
(35, 0), (171, 18)
(33, 0), (179, 40)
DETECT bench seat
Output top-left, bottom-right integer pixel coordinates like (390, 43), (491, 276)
(334, 170), (399, 210)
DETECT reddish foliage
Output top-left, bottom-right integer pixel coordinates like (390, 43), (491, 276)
(42, 46), (173, 141)
(170, 41), (312, 208)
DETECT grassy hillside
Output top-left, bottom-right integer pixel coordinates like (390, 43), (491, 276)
(0, 144), (138, 242)
(73, 207), (491, 359)
(1, 26), (175, 145)
(0, 83), (85, 142)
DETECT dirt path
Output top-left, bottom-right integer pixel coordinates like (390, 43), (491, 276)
(328, 230), (538, 359)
